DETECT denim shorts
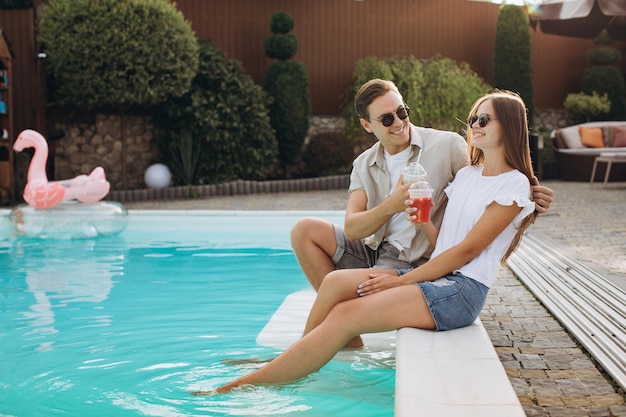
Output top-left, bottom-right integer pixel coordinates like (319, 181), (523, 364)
(331, 224), (414, 270)
(399, 271), (489, 331)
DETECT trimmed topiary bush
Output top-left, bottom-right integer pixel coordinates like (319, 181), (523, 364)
(581, 65), (626, 121)
(264, 11), (311, 171)
(153, 40), (278, 185)
(587, 47), (622, 66)
(494, 4), (535, 128)
(264, 34), (298, 60)
(580, 34), (625, 121)
(268, 11), (294, 34)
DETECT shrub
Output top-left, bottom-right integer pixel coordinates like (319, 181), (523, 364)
(387, 56), (426, 125)
(264, 11), (311, 169)
(593, 29), (615, 46)
(582, 63), (626, 121)
(578, 32), (626, 121)
(264, 34), (298, 60)
(420, 56), (491, 131)
(269, 11), (294, 34)
(39, 0), (198, 109)
(302, 131), (354, 176)
(587, 47), (621, 66)
(341, 56), (394, 144)
(564, 92), (611, 123)
(39, 0), (199, 189)
(341, 55), (490, 144)
(494, 4), (535, 128)
(153, 40), (278, 185)
(265, 61), (310, 165)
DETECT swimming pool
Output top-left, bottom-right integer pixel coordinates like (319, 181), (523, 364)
(0, 210), (395, 417)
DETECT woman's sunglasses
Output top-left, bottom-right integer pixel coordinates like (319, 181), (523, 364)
(372, 106), (410, 127)
(468, 113), (497, 128)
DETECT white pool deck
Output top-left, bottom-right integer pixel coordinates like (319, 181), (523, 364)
(1, 208), (525, 416)
(259, 289), (525, 417)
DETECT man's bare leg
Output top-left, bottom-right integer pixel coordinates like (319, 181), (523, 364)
(290, 217), (339, 290)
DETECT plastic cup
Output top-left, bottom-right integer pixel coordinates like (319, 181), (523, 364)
(408, 184), (433, 223)
(402, 163), (427, 184)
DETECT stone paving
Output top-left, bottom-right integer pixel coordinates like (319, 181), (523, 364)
(124, 179), (626, 416)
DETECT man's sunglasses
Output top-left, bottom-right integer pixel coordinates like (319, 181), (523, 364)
(468, 113), (497, 128)
(371, 106), (410, 127)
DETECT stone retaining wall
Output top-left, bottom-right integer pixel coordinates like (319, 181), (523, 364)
(53, 114), (158, 191)
(534, 108), (577, 133)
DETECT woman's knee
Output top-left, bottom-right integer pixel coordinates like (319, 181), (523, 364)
(319, 270), (346, 292)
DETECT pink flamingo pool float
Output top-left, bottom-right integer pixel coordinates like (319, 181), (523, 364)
(13, 129), (111, 209)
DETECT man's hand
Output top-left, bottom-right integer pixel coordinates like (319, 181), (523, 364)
(389, 176), (414, 214)
(532, 177), (554, 214)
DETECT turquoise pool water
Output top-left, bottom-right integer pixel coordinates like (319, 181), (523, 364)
(0, 210), (395, 417)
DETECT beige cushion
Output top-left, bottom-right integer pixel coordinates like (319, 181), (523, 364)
(558, 125), (584, 148)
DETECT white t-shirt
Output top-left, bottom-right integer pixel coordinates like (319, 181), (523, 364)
(383, 146), (415, 254)
(430, 165), (535, 288)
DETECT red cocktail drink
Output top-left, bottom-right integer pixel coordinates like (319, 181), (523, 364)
(411, 196), (431, 223)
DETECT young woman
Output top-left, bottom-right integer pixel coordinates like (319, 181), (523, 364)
(192, 90), (538, 395)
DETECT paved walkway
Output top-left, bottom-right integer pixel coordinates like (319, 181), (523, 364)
(125, 180), (626, 417)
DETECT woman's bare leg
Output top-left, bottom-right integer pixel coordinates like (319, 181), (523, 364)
(194, 283), (435, 394)
(302, 268), (397, 348)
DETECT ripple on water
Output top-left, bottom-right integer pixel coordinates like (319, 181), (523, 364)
(1, 231), (394, 416)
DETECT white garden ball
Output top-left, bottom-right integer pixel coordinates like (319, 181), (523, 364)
(144, 164), (172, 189)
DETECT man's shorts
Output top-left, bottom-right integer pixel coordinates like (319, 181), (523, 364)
(331, 223), (414, 270)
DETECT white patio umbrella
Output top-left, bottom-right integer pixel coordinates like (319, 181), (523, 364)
(527, 0), (626, 39)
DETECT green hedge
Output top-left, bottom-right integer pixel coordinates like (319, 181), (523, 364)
(39, 0), (198, 109)
(342, 55), (491, 144)
(153, 40), (277, 185)
(494, 4), (535, 128)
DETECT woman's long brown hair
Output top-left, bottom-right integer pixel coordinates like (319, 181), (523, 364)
(466, 90), (538, 263)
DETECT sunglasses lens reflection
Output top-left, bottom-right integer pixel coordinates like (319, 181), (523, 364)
(469, 114), (490, 128)
(381, 107), (409, 127)
(381, 114), (395, 127)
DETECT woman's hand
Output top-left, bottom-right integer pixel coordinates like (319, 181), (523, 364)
(356, 273), (404, 297)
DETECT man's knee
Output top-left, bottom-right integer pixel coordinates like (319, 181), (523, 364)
(290, 217), (334, 249)
(290, 217), (315, 245)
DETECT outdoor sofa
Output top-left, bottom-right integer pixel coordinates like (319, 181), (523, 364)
(552, 121), (626, 181)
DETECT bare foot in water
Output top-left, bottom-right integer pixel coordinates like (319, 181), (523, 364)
(190, 390), (217, 396)
(191, 385), (234, 396)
